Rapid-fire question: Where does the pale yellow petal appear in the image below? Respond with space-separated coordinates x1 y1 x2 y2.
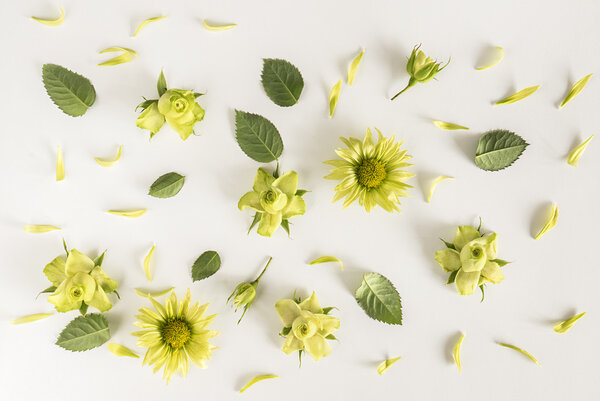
107 343 139 358
475 46 504 70
427 176 454 203
567 135 594 167
534 203 558 240
560 74 593 108
308 255 344 271
432 121 469 130
495 85 540 105
143 245 156 281
134 287 174 298
56 146 65 181
133 16 166 37
347 49 364 86
497 342 540 366
31 7 64 26
239 374 279 393
107 209 148 218
329 80 342 118
24 225 61 233
202 19 237 31
94 145 122 167
452 333 465 372
377 355 401 375
11 313 54 325
554 312 586 334
98 47 138 67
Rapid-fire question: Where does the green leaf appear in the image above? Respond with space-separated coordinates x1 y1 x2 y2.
93 250 106 267
489 258 510 267
234 110 283 162
295 189 308 196
479 285 485 303
42 64 96 117
157 70 167 96
148 172 185 198
56 313 110 352
248 213 262 234
325 334 337 340
136 99 157 111
279 326 291 337
475 129 529 171
36 285 57 299
192 251 221 281
441 238 456 250
446 270 458 284
261 58 304 107
79 302 89 315
280 219 290 236
322 306 336 315
355 272 403 325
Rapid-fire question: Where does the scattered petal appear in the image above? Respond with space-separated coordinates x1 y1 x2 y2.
94 145 122 167
133 16 166 37
432 121 469 130
534 203 558 240
560 74 593 108
134 287 174 298
427 176 454 203
554 312 586 334
347 49 364 86
239 374 279 393
143 245 156 281
452 333 465 372
475 46 504 70
308 255 344 271
329 79 342 117
497 342 540 366
107 343 139 358
24 225 61 233
495 85 540 105
56 146 65 181
11 313 54 325
107 209 148 218
567 135 594 167
377 355 402 375
202 19 237 31
31 7 65 26
98 47 138 66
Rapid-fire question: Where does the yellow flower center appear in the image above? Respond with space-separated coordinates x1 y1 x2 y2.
173 98 187 113
162 319 191 349
292 315 317 340
70 286 84 300
357 159 387 188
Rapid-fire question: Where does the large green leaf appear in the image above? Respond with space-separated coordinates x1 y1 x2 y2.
234 110 283 162
261 58 304 107
148 172 185 198
56 313 110 352
192 251 221 281
475 129 529 171
42 64 96 117
355 272 403 325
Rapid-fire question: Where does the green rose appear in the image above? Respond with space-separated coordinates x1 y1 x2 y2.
238 168 307 237
136 102 165 138
44 249 118 313
391 44 449 100
435 225 506 296
158 89 205 140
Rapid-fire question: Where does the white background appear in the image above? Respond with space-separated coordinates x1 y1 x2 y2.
1 0 599 400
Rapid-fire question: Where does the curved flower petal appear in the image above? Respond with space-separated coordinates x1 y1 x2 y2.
137 102 165 137
257 212 282 237
274 299 302 327
65 249 95 276
304 334 331 361
480 261 504 284
253 168 276 192
455 269 481 295
238 191 262 211
435 249 461 272
273 171 298 198
298 292 323 314
282 333 304 354
453 226 480 250
43 256 67 286
318 315 340 336
282 196 306 219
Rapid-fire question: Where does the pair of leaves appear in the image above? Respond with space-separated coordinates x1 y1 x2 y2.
192 251 221 281
149 172 185 198
235 110 283 162
43 64 96 117
56 313 110 352
261 59 304 107
475 129 529 171
355 272 402 325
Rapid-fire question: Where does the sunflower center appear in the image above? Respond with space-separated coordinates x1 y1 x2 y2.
357 159 387 188
162 318 191 349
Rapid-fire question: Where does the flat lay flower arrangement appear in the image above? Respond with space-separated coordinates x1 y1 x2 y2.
4 1 599 399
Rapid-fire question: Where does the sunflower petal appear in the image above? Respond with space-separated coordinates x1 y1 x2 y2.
134 287 174 298
560 74 593 108
133 16 166 37
308 255 344 271
475 46 504 70
108 343 139 358
143 245 156 281
427 176 454 203
452 333 465 372
497 342 540 366
95 145 122 167
24 225 61 233
495 85 540 105
56 146 65 181
554 312 586 334
567 135 594 167
377 355 402 375
202 19 237 31
31 7 64 26
11 313 54 325
239 374 279 393
534 203 558 240
432 121 469 130
329 80 342 117
347 49 364 86
107 209 148 218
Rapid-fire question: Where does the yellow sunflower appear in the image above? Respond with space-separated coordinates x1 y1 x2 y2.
132 289 218 384
324 128 414 212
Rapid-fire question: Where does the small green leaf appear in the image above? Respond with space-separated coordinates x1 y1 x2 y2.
93 250 106 267
322 306 336 315
495 85 540 105
248 213 262 234
440 238 456 250
42 64 96 117
325 333 338 340
280 219 290 236
261 58 304 107
192 251 221 281
149 172 185 198
234 110 284 162
79 302 89 315
560 74 592 108
475 129 529 171
56 313 110 352
136 99 157 112
446 270 458 284
295 189 308 196
489 258 510 267
479 285 485 303
157 70 167 96
355 272 402 325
